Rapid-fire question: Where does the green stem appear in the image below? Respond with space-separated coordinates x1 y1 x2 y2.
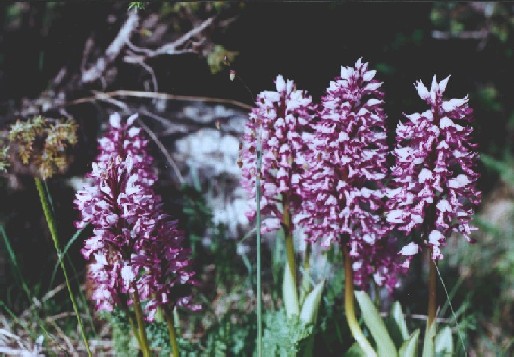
299 243 311 305
164 307 179 357
282 200 299 305
131 287 151 357
35 178 92 356
343 246 377 357
255 143 263 357
427 249 437 328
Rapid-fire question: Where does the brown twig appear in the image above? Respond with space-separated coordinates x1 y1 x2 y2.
136 117 185 185
81 11 140 84
94 90 252 110
149 18 214 58
16 90 251 118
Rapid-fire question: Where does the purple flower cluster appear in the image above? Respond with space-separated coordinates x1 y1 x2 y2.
300 58 387 246
299 58 404 290
240 60 480 291
240 75 316 233
75 113 198 318
387 76 481 262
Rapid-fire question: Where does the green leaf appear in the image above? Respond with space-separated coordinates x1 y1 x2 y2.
49 225 88 288
283 260 300 317
435 326 453 356
345 342 366 357
391 302 409 341
354 291 397 357
299 281 324 325
422 322 436 357
399 329 420 357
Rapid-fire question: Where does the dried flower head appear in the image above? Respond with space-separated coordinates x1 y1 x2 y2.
387 75 481 262
7 116 77 179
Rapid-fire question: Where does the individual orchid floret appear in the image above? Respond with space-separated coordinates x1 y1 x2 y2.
239 75 316 232
298 58 397 289
387 75 481 262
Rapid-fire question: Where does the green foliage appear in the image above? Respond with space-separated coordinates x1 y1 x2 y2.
128 2 146 11
204 315 254 356
282 260 300 317
435 326 453 356
399 329 420 357
476 85 502 113
354 291 397 356
346 291 461 357
110 310 138 356
481 153 514 186
147 320 173 356
263 309 314 357
207 45 239 74
181 185 213 258
299 282 324 326
422 322 436 357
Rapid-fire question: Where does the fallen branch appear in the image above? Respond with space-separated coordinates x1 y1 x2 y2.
81 11 140 84
136 116 185 185
16 90 252 118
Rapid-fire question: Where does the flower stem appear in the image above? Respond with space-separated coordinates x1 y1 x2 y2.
282 200 298 303
131 287 151 357
255 143 263 357
343 245 376 357
164 307 179 357
35 178 92 356
427 250 437 327
299 243 311 305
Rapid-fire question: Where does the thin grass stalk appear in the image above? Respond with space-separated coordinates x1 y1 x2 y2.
255 129 263 357
343 245 376 357
0 225 32 303
34 177 92 356
0 226 55 342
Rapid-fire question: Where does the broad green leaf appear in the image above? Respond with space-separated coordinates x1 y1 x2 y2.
391 301 409 341
300 281 324 325
283 260 300 317
435 326 453 356
354 291 397 357
422 321 436 357
399 329 420 357
345 342 366 357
